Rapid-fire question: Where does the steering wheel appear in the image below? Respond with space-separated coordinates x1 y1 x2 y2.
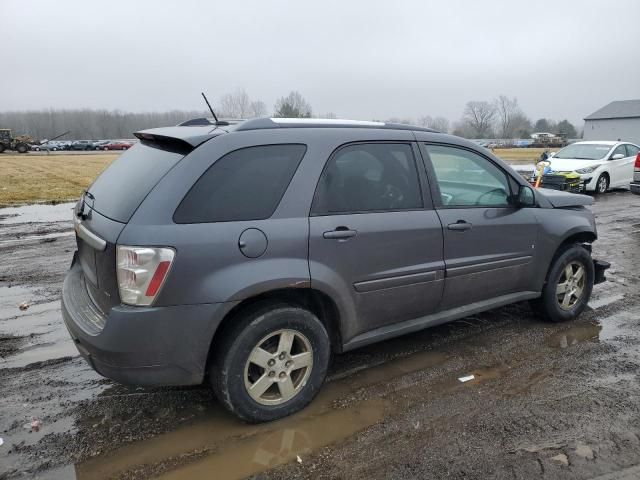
382 184 404 209
440 192 453 205
475 188 506 206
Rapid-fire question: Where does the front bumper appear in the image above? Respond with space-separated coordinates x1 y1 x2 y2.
593 259 610 285
630 182 640 195
61 261 238 386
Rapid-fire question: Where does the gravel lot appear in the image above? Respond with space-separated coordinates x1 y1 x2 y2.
1 190 639 480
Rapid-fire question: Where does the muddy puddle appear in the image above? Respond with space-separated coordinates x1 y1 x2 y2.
66 307 637 480
545 306 635 350
72 350 448 479
0 285 77 367
0 202 75 225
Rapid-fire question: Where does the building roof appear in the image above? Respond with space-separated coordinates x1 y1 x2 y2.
584 99 640 120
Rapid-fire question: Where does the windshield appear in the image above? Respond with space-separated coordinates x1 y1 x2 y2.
554 143 611 160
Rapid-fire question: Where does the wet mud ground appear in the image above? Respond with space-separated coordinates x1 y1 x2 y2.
1 192 640 479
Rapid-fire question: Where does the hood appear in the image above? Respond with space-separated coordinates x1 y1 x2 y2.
546 157 604 172
537 188 594 208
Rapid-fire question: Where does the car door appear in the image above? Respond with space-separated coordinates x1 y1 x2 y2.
308 142 445 341
419 143 539 310
608 144 633 187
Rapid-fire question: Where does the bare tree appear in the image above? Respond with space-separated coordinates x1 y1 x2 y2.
274 91 312 118
510 112 533 138
387 117 414 125
462 101 496 138
418 115 450 133
494 95 521 138
218 88 252 118
249 100 267 118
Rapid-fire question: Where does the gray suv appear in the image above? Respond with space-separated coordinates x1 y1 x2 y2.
62 118 609 422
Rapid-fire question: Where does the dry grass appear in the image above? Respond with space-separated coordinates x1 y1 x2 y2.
0 148 544 205
492 147 548 163
0 153 117 206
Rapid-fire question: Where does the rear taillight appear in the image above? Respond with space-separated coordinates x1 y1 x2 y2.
635 153 640 169
116 246 175 306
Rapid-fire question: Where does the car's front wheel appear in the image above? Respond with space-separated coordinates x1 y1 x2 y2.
595 173 609 194
210 303 330 423
531 244 594 322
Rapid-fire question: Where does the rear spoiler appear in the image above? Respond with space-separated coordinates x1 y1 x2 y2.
134 126 224 154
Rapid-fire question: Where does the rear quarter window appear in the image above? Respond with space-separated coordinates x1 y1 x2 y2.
174 144 307 223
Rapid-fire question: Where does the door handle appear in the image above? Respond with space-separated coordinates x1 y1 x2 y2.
447 220 472 231
323 227 357 239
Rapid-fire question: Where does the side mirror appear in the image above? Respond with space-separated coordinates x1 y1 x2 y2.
516 185 536 208
610 153 625 160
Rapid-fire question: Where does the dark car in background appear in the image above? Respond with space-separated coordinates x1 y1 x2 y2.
62 118 609 423
68 140 95 151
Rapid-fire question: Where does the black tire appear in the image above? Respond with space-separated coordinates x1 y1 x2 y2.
595 173 609 194
210 302 330 423
531 244 594 322
0 143 5 153
16 143 28 154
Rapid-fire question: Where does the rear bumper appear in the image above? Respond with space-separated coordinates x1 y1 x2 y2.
630 182 640 195
61 262 238 386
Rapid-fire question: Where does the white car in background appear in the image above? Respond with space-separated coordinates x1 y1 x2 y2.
545 141 640 193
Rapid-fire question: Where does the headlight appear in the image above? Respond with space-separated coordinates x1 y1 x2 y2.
575 165 598 174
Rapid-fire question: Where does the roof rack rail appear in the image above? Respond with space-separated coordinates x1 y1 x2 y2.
177 117 245 127
234 117 439 133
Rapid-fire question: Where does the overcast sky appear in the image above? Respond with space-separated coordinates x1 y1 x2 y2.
3 0 639 126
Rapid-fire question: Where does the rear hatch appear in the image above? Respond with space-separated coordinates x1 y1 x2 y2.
74 126 223 313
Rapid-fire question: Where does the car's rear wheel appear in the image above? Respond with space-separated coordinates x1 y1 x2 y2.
531 244 594 322
595 173 609 194
210 303 330 423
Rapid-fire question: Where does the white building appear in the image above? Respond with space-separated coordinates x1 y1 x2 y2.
584 99 640 144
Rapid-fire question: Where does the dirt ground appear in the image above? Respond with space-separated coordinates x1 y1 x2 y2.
1 191 640 480
0 148 539 206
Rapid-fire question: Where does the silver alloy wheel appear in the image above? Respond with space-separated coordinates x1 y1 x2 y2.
244 329 313 406
556 261 586 310
597 175 608 193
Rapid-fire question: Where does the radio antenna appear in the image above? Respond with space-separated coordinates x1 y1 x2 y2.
201 92 219 123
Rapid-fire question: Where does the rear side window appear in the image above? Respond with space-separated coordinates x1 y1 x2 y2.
312 143 423 215
174 144 306 223
88 143 183 223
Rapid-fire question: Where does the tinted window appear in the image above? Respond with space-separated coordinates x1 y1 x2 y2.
611 145 627 158
312 143 422 215
174 144 306 223
88 143 183 223
426 145 511 207
625 144 639 157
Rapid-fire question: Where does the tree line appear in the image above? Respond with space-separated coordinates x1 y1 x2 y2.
0 89 316 140
0 89 578 141
451 96 579 139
